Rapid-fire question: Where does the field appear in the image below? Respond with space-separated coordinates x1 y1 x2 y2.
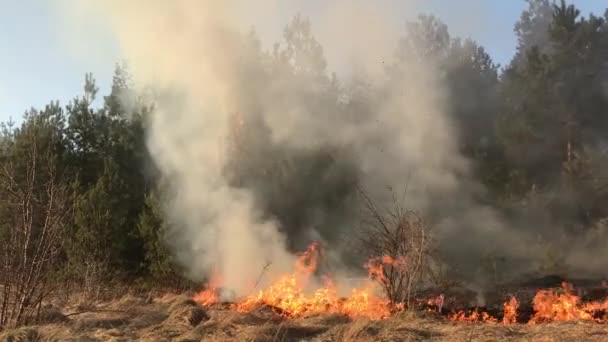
2 289 608 342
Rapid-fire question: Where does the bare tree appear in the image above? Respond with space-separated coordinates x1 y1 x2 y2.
0 131 73 328
358 188 433 309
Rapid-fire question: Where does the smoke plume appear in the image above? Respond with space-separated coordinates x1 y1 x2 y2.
57 0 608 293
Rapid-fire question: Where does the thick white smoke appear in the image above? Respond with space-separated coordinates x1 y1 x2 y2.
65 0 464 293
58 0 583 293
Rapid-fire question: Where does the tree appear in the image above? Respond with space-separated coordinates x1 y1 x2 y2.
512 0 555 69
273 13 327 78
498 0 608 232
224 15 359 253
393 15 507 198
396 14 451 63
65 67 150 280
137 190 183 285
0 109 73 328
68 162 125 283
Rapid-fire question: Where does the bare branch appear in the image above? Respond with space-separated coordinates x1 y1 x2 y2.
357 187 434 309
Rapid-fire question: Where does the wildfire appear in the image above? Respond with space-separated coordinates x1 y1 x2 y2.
448 297 519 324
448 282 608 325
448 309 498 323
426 294 445 313
193 271 222 306
364 255 407 282
502 296 519 325
529 282 608 324
193 243 608 324
194 242 395 320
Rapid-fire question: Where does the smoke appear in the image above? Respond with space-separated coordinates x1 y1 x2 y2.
57 0 512 291
56 0 608 293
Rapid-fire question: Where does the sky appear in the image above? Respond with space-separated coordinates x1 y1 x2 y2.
0 0 606 124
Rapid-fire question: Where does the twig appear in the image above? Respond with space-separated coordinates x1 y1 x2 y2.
254 261 272 289
65 309 126 317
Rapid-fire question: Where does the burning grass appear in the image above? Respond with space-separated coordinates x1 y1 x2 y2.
5 245 608 340
3 288 608 341
194 242 398 321
447 282 608 325
193 242 608 328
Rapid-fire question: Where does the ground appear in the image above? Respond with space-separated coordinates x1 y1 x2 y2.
1 291 608 342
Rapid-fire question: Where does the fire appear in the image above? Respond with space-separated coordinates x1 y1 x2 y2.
448 297 519 324
235 242 392 320
502 296 519 325
426 294 445 313
194 242 396 320
529 282 608 324
364 255 407 282
448 283 608 325
193 244 608 325
449 309 498 323
294 241 320 276
193 271 222 306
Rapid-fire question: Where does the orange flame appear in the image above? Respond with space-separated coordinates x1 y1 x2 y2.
426 294 445 313
234 243 393 320
294 241 320 285
449 309 498 323
193 246 608 325
448 297 519 324
447 282 608 325
529 282 608 324
194 243 398 320
193 271 222 306
502 296 519 325
363 255 407 283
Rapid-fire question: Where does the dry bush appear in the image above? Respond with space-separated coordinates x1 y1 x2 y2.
0 135 73 329
358 189 434 309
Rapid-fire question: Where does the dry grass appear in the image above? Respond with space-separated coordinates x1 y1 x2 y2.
1 292 608 341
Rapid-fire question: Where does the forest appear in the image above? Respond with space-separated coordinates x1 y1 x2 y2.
1 0 607 332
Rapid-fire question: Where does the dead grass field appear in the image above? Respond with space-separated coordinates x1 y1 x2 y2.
1 292 608 342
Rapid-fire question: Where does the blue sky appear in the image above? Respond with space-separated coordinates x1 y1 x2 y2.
0 1 606 123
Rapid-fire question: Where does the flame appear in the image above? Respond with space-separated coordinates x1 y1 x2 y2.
502 296 519 325
449 309 498 323
362 255 408 287
426 294 445 313
193 244 608 325
442 297 519 325
235 242 393 320
293 241 320 286
194 243 398 320
448 297 518 324
193 271 222 306
447 282 608 325
529 282 608 324
364 259 385 282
